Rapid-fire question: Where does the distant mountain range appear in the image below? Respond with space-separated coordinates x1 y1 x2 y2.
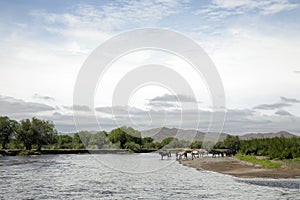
141 127 298 142
239 131 298 140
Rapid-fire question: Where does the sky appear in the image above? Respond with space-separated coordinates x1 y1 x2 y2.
0 0 300 135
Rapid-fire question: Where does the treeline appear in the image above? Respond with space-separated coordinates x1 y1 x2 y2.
239 137 300 160
0 116 191 152
1 116 299 159
55 128 192 152
0 116 57 151
209 135 300 160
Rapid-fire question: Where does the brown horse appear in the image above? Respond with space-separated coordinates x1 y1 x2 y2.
176 151 188 160
191 150 199 160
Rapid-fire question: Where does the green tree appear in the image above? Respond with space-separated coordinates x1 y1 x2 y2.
161 137 174 148
108 128 127 148
17 119 35 150
224 135 240 151
72 133 85 149
143 142 156 149
108 127 142 149
0 116 18 149
125 141 141 152
17 118 57 150
141 137 154 145
190 141 203 149
56 135 73 149
89 131 108 149
77 131 92 148
121 126 142 145
31 118 57 151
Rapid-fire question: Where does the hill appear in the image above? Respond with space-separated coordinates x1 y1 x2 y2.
239 131 298 140
141 127 298 142
141 127 228 142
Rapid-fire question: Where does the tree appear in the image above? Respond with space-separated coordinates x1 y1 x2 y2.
72 133 85 149
108 127 142 149
190 141 203 149
142 137 153 144
121 126 142 145
77 131 92 148
0 116 18 149
89 131 108 149
56 135 73 149
17 118 57 150
108 128 127 148
224 135 240 151
18 119 35 150
125 141 141 152
32 118 57 151
161 137 174 147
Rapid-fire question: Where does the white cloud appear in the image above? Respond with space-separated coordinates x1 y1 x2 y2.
194 0 298 20
261 1 298 14
30 0 185 31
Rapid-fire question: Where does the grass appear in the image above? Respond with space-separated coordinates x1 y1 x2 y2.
235 153 282 169
283 158 300 169
292 157 300 162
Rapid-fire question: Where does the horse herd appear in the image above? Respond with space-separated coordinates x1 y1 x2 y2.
158 148 238 160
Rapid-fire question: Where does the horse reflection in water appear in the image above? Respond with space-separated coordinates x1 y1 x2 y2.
158 150 172 160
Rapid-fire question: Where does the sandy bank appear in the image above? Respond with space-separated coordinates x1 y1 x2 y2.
179 157 300 179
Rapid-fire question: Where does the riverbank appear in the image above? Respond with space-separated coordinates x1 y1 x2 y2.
179 157 300 178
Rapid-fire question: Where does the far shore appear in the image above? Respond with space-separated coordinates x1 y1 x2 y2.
0 149 185 157
0 149 132 156
179 157 300 179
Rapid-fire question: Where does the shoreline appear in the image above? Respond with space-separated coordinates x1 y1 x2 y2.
179 157 300 179
0 149 161 156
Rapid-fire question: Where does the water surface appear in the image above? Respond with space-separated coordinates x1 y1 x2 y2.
0 154 299 199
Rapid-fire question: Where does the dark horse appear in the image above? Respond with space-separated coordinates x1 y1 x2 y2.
225 149 237 157
245 149 258 155
210 149 224 157
159 150 171 160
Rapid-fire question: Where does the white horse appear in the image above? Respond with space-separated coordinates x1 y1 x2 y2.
198 148 208 157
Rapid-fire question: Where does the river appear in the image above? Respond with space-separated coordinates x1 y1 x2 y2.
0 153 299 199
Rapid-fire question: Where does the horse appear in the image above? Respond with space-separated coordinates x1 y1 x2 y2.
245 149 258 156
198 148 208 157
225 149 237 157
191 149 199 160
176 151 188 160
159 150 171 160
210 149 224 158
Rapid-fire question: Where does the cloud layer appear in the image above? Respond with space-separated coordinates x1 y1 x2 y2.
195 0 298 20
1 94 299 135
